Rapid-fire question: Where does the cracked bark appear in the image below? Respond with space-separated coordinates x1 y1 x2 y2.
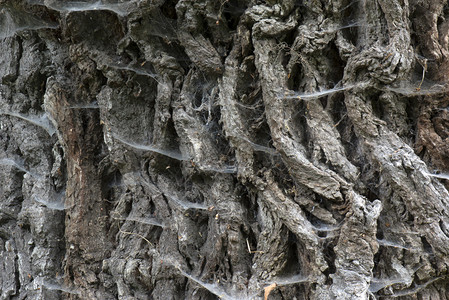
1 0 449 299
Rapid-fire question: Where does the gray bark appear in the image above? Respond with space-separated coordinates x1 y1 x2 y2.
1 0 449 299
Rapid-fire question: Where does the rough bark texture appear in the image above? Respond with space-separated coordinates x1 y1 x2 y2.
1 0 449 299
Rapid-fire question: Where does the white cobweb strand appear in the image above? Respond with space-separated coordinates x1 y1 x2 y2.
1 111 56 136
112 133 189 161
27 0 139 17
279 85 355 100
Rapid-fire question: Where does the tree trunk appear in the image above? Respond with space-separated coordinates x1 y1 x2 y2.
1 0 449 299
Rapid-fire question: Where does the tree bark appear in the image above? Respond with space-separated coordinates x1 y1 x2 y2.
1 0 449 299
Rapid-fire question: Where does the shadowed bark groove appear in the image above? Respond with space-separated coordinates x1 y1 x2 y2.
1 0 449 299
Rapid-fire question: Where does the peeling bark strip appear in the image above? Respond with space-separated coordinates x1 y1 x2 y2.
1 0 449 299
331 192 381 299
44 78 111 298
